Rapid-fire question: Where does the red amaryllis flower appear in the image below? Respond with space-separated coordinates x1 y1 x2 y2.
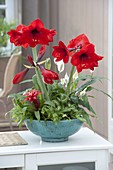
52 41 70 63
22 18 56 47
24 89 41 109
68 34 90 51
71 43 103 73
7 24 28 48
40 67 59 84
13 68 29 84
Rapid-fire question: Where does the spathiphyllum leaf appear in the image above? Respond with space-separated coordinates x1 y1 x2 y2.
86 86 94 92
77 74 92 81
75 109 93 130
93 87 113 100
79 94 96 115
83 113 93 130
75 78 98 94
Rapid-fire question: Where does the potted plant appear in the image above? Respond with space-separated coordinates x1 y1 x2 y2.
8 18 110 142
0 18 16 56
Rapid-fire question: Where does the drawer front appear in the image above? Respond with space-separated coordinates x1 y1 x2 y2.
0 154 24 168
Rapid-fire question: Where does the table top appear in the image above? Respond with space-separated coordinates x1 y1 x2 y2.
0 127 112 156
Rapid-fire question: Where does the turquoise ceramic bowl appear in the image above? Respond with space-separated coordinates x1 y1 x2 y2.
25 119 83 142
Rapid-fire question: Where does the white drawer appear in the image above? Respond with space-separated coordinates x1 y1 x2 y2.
0 154 24 168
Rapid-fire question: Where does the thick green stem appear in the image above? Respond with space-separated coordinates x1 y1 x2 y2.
32 47 37 62
66 65 75 95
32 48 50 101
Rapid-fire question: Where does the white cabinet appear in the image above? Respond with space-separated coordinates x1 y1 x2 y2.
0 128 112 170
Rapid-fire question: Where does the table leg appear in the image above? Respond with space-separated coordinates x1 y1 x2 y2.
95 150 109 170
24 154 37 170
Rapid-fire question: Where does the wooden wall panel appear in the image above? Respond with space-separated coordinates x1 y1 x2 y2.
56 0 108 138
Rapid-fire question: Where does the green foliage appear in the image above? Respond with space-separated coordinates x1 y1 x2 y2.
0 18 16 56
0 18 15 47
9 56 112 130
10 74 105 129
10 93 38 127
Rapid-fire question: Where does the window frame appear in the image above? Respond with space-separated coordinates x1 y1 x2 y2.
108 0 113 144
0 0 22 56
0 0 22 22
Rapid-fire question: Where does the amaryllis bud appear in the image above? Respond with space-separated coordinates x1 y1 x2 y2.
26 55 34 66
37 45 46 62
40 66 59 84
13 68 29 84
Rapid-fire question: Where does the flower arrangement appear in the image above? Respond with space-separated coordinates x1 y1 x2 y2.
8 18 108 129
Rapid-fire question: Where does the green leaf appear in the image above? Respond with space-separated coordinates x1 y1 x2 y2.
75 78 98 94
22 107 27 113
76 110 93 130
70 95 79 104
32 75 40 90
19 79 32 84
83 113 93 130
8 89 31 98
93 87 113 100
76 74 92 81
44 101 55 107
71 79 78 91
79 95 96 115
45 58 51 70
8 93 25 100
86 86 94 92
35 111 40 121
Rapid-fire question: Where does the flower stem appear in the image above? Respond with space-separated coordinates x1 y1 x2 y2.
32 47 37 62
32 48 50 101
66 65 75 95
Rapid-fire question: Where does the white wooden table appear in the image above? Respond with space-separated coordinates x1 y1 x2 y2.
0 127 112 170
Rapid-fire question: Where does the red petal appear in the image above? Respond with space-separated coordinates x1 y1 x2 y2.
38 45 47 61
30 18 44 30
26 56 34 65
52 41 69 63
16 24 26 32
68 34 90 48
59 41 65 48
40 67 59 84
13 68 29 84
